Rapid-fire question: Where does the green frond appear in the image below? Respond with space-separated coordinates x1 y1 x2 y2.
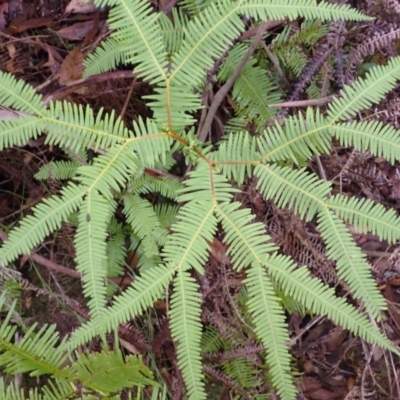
170 1 243 88
45 102 130 151
217 202 277 270
72 348 156 394
240 0 370 22
0 183 85 267
178 160 237 204
0 320 67 377
145 85 200 131
106 228 126 277
77 142 138 198
74 192 114 321
264 253 398 353
83 38 131 76
89 0 168 84
211 131 259 184
245 263 296 399
123 194 165 258
170 270 205 399
332 120 400 164
154 204 179 228
0 70 45 115
179 0 212 14
222 357 259 388
64 264 174 351
41 379 76 400
317 208 386 319
103 264 174 333
258 108 331 164
130 118 173 167
0 117 45 151
327 56 400 123
162 201 217 273
133 242 162 271
327 194 400 243
134 175 183 200
218 43 280 127
201 326 225 353
0 378 43 400
255 164 331 221
34 160 79 180
158 9 189 54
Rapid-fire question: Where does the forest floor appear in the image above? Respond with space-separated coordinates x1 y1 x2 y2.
1 0 400 399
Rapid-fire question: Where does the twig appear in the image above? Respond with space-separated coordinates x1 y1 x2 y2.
197 22 269 142
269 96 333 108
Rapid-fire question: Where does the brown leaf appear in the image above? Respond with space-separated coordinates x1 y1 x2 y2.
58 48 84 85
57 20 98 41
6 16 54 34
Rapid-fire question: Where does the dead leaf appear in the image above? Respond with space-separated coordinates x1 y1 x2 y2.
65 0 98 14
57 20 98 41
58 48 84 85
6 16 54 34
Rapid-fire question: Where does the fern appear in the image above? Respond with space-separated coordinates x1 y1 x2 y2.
0 0 399 399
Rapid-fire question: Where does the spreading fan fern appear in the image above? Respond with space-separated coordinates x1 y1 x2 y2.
0 0 399 399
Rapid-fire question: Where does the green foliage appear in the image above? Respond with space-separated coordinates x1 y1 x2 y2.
0 0 399 399
0 294 156 399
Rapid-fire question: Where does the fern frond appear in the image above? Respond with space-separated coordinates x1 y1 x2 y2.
0 183 85 266
64 264 174 351
83 38 131 76
0 378 43 400
217 202 277 270
41 379 76 400
45 102 130 151
103 264 174 332
170 270 205 399
222 357 259 388
0 117 44 151
317 208 386 319
327 56 400 123
170 1 243 88
162 201 217 273
258 109 331 164
218 43 280 127
245 263 296 400
240 0 370 22
264 253 398 353
75 192 114 321
76 142 137 198
0 321 67 377
155 204 179 228
178 161 237 204
134 175 183 199
145 85 200 131
89 0 168 84
332 120 400 164
327 195 400 243
0 70 45 115
129 118 173 167
124 194 165 258
212 131 259 184
158 9 189 54
72 348 156 394
255 164 331 220
34 160 79 180
106 227 126 277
